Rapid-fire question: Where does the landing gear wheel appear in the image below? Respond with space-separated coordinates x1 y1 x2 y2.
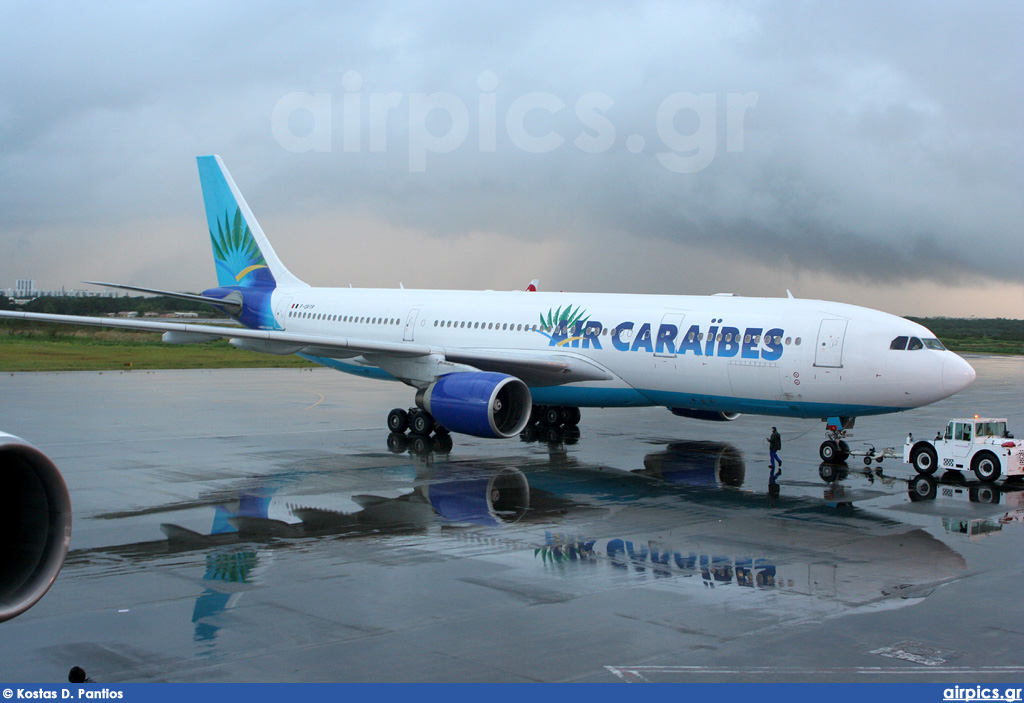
972 452 1001 483
540 406 563 427
819 440 839 463
562 407 581 428
910 446 938 475
410 410 434 435
387 408 409 433
908 474 937 501
837 440 850 462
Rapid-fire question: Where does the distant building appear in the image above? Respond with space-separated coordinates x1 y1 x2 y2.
3 282 118 301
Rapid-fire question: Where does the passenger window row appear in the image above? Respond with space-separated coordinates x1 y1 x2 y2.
289 310 401 325
287 309 807 347
434 320 538 332
287 310 540 331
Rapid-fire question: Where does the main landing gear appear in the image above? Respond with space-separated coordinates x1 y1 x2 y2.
384 404 582 444
528 405 582 429
520 405 582 444
386 407 452 454
387 407 449 437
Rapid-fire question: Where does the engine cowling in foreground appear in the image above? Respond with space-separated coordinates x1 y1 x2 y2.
417 372 532 438
0 433 72 623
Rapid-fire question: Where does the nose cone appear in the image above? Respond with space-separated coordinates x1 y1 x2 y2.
943 354 976 394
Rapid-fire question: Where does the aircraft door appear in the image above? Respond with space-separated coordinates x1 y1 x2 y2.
814 319 848 368
654 312 686 358
403 308 419 341
274 296 293 329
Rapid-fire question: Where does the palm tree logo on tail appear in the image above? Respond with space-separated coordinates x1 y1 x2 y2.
210 208 273 287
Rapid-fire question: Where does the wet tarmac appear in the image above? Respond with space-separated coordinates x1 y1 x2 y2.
1 355 1023 683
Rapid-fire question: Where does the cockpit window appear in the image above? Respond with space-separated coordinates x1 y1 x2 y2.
891 335 945 351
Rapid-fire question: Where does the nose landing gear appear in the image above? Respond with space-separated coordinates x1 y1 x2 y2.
820 416 854 464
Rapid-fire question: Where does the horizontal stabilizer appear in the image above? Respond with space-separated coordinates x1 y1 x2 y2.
84 281 242 315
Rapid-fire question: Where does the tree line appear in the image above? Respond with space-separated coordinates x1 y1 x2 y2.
0 293 228 317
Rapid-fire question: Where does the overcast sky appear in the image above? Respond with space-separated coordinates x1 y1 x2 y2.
1 1 1021 317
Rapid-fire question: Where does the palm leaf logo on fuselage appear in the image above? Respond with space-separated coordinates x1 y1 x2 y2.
210 208 274 287
538 305 590 346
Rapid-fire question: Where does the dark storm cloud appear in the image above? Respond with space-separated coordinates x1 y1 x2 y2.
0 0 1020 294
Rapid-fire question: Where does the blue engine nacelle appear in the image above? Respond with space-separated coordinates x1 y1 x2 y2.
417 372 532 438
0 433 72 623
669 408 742 422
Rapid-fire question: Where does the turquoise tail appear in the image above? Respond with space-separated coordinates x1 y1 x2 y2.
196 156 306 290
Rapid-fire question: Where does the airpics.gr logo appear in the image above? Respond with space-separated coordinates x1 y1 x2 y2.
210 208 272 286
536 304 786 361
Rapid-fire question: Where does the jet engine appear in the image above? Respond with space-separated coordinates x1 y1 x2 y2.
416 372 532 438
0 433 71 623
669 408 742 422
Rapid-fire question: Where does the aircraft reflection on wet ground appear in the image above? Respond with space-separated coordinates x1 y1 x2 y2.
60 435 986 651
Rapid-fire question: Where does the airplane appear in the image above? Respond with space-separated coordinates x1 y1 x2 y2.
0 156 977 462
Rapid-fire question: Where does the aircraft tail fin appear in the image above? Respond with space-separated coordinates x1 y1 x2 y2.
196 155 307 290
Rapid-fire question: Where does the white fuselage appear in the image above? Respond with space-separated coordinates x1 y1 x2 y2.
267 286 976 419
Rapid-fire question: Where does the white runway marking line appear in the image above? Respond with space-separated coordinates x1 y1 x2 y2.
605 665 1024 682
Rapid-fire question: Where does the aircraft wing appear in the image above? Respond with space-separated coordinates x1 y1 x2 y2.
0 310 431 358
0 310 614 385
442 347 614 385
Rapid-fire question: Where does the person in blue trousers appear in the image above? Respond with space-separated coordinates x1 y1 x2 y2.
768 427 782 474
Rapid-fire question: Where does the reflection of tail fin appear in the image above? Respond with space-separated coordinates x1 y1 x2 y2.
196 155 307 289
